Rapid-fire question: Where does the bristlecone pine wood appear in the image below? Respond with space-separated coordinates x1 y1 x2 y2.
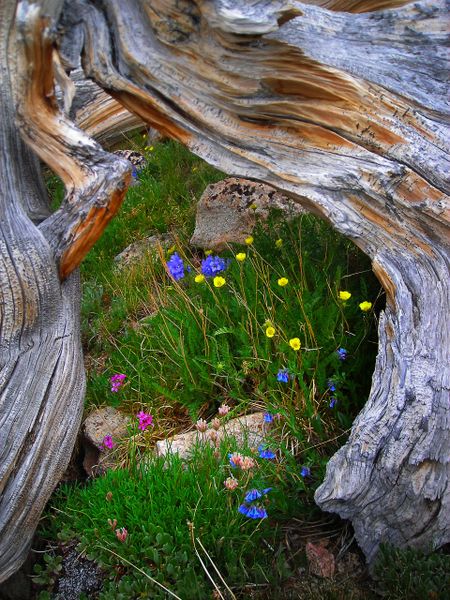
0 0 448 581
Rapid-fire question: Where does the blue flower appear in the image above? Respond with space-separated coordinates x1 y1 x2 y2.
166 252 185 281
329 397 337 409
246 505 268 519
263 412 274 423
228 453 237 468
238 504 249 516
276 370 289 383
244 489 262 502
131 166 138 179
300 466 311 478
201 255 228 277
258 444 276 460
244 488 272 503
327 379 336 392
337 348 347 361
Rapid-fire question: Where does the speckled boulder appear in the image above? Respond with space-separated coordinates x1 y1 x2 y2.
190 177 305 250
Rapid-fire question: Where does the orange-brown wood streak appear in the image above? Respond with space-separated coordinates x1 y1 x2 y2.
110 91 192 144
372 260 396 308
59 174 132 279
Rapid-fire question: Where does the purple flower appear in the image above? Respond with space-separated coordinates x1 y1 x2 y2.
276 369 289 383
137 411 154 431
166 252 185 281
337 348 347 361
102 435 115 450
258 444 276 460
300 466 311 478
329 397 337 409
244 488 272 503
110 373 126 393
263 412 274 423
327 379 336 392
200 255 228 278
238 504 249 516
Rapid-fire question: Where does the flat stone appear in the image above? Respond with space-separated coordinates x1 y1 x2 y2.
155 412 268 459
190 177 305 250
114 233 173 267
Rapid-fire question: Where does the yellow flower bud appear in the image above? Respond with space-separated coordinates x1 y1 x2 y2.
289 338 301 351
213 276 226 288
275 239 283 248
245 236 254 245
205 250 213 256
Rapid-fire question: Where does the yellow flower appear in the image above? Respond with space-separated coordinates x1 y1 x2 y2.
359 301 372 312
249 203 257 210
205 250 213 256
275 239 283 248
167 245 176 255
213 276 226 288
236 253 246 262
263 320 273 328
245 236 254 245
265 326 276 338
145 145 154 152
289 338 301 351
192 166 198 172
195 274 205 283
278 277 288 287
339 290 351 301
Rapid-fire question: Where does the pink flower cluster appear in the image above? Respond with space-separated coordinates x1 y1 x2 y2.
229 452 256 471
102 434 115 450
110 373 126 392
137 411 154 431
224 477 239 491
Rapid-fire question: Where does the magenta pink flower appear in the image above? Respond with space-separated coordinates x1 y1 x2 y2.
137 411 154 431
102 435 115 450
110 373 126 392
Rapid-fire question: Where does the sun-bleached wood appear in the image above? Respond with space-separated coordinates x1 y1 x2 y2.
1 0 448 581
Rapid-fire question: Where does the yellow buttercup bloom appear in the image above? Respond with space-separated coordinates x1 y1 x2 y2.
339 290 351 301
213 276 226 288
289 338 301 351
236 253 246 262
205 250 213 256
195 274 205 283
265 326 276 338
278 277 288 287
245 236 254 245
275 239 283 248
359 301 372 312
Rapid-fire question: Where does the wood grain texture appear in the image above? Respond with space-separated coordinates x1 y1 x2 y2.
0 0 448 580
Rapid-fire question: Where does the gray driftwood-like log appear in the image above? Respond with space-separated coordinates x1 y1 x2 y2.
1 0 449 581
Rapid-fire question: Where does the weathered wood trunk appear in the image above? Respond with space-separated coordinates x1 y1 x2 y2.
1 0 448 581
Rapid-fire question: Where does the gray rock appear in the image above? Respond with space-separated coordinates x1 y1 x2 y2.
190 177 305 250
82 407 130 476
156 412 269 460
114 233 173 267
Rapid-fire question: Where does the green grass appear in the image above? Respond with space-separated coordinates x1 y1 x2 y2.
39 137 400 598
42 441 296 599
